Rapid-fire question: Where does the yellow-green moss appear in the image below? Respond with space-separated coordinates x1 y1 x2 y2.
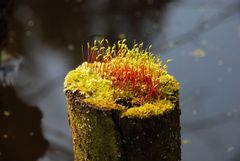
121 99 174 118
68 102 121 161
84 98 126 111
64 39 180 118
64 62 113 100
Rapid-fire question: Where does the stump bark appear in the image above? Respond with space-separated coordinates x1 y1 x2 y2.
65 90 181 161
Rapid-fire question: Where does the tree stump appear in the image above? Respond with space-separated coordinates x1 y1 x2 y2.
65 90 181 161
64 39 181 161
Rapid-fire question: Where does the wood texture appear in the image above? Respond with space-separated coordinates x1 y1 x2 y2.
65 90 181 161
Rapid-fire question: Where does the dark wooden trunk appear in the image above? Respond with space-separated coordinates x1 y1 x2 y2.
65 90 181 161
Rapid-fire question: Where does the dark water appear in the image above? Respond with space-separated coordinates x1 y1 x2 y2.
0 0 240 161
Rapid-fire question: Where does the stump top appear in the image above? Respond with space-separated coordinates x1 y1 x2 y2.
64 39 179 118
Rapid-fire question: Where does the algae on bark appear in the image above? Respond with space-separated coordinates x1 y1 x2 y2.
66 91 125 161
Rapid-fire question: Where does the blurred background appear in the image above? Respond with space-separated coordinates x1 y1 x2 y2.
0 0 240 161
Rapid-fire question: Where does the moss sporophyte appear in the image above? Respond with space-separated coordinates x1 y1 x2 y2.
64 39 180 118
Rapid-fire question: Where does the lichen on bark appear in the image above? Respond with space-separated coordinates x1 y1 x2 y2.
66 91 124 161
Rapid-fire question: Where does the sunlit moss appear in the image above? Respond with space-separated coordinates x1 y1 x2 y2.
64 39 180 118
64 62 113 100
84 98 126 111
121 99 174 118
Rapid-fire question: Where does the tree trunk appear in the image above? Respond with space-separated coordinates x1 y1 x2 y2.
65 90 181 161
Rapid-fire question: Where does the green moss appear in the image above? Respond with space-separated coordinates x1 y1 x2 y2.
121 99 174 118
68 104 121 161
64 39 180 118
64 62 113 100
84 98 126 111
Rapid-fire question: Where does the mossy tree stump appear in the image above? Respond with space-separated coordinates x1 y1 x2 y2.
65 91 181 161
64 39 181 161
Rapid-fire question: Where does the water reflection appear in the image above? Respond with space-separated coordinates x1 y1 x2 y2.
0 86 48 161
0 0 240 160
12 0 174 58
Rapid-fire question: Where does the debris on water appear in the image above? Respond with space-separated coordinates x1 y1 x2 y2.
152 23 160 29
118 33 126 40
192 48 206 58
3 110 10 117
233 108 238 113
3 134 8 139
76 0 83 3
29 132 34 136
25 30 32 37
155 10 161 17
238 25 240 38
204 23 209 29
217 77 223 82
227 67 232 73
27 20 35 27
182 139 191 144
226 112 232 117
227 146 234 152
64 0 70 3
192 110 197 115
217 59 223 66
194 89 200 95
67 44 75 51
168 42 175 48
200 40 208 46
117 153 121 158
147 0 154 5
180 102 183 106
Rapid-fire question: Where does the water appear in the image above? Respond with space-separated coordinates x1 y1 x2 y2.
0 0 240 160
